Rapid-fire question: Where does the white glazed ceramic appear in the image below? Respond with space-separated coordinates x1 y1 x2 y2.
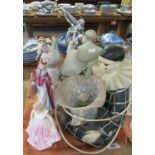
92 57 132 91
85 30 97 42
58 3 71 7
63 5 77 14
61 41 86 76
77 42 101 63
82 4 96 11
100 4 117 14
75 3 84 8
84 10 96 16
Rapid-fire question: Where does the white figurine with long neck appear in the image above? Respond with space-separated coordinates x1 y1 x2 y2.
61 40 86 77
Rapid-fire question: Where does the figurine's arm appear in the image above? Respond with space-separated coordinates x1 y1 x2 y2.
82 130 102 144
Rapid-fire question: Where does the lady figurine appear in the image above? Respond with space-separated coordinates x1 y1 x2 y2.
38 37 60 88
26 103 61 151
31 59 55 111
36 37 51 60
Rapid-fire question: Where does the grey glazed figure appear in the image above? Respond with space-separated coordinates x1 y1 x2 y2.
76 41 102 78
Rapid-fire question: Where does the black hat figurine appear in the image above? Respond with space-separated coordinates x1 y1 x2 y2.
93 45 132 91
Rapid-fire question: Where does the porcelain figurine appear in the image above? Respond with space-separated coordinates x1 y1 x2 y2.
92 45 132 91
74 29 101 77
26 103 61 151
61 40 86 77
41 38 60 89
77 45 132 145
76 40 102 77
31 59 55 111
36 37 60 88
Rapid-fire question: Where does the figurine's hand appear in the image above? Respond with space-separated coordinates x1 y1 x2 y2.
82 130 101 144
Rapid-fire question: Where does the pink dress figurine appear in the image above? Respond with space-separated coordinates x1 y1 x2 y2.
26 103 61 151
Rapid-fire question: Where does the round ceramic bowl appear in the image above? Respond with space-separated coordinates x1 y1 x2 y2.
41 1 55 7
84 9 96 16
82 4 96 11
23 5 32 15
75 3 84 9
117 8 132 16
58 3 71 8
63 6 77 14
44 5 54 11
23 52 37 58
99 32 124 46
100 4 117 14
23 43 39 54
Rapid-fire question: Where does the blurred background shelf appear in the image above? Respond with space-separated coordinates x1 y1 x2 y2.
23 0 122 5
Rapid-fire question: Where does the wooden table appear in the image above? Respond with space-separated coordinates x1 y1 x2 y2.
23 12 132 38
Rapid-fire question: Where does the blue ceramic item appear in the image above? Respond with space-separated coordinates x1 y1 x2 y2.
99 32 124 45
56 33 68 54
23 40 39 64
